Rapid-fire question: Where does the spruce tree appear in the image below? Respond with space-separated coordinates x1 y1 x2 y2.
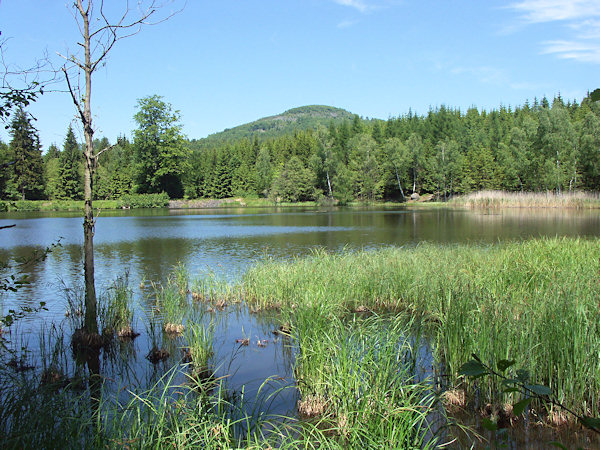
8 108 44 200
57 125 83 199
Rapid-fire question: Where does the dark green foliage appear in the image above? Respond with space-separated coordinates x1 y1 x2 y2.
271 156 316 202
7 108 44 200
254 146 272 197
29 93 600 202
0 140 15 199
56 126 83 200
133 95 190 198
118 192 169 208
95 137 135 199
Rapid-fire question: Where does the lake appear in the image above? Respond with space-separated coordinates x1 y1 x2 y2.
1 206 600 446
3 206 600 322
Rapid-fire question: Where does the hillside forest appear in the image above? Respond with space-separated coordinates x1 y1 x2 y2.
1 93 599 204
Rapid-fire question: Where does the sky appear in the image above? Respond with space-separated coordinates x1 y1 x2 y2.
0 0 598 150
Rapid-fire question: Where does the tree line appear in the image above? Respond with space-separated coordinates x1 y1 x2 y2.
1 92 599 203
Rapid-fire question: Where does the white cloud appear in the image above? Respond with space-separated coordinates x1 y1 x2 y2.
509 0 600 23
542 39 600 63
337 19 358 28
333 0 371 13
508 0 600 63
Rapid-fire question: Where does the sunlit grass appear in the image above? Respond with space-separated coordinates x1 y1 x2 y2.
242 237 600 416
451 190 600 209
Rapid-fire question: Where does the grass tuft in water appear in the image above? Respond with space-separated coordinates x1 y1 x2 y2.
99 273 137 338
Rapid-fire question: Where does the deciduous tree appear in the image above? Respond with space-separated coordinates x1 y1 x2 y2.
133 95 189 198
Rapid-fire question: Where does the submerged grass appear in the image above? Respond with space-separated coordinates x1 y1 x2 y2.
242 237 600 417
451 189 600 209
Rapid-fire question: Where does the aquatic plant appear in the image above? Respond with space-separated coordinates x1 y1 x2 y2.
184 322 214 374
292 310 443 447
191 270 239 307
99 273 137 338
242 237 600 418
451 190 600 209
152 280 186 335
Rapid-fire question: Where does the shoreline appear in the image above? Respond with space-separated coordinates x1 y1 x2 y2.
1 190 599 213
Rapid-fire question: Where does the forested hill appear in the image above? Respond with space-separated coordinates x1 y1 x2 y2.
4 92 599 203
193 105 356 145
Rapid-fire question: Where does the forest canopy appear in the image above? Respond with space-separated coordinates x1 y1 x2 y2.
0 93 598 202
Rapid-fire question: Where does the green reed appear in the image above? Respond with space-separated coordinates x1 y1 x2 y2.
292 309 442 447
184 322 214 373
242 237 600 416
451 189 600 209
191 270 239 306
99 273 135 336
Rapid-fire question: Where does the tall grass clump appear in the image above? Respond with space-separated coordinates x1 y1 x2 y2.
117 192 170 209
242 237 600 417
451 190 600 209
96 367 312 448
184 322 214 378
151 264 194 336
191 271 239 307
99 274 136 338
292 309 442 447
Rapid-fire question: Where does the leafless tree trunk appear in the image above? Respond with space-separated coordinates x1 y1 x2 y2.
60 0 180 337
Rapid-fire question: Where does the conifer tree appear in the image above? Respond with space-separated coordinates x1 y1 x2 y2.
43 144 61 199
57 125 83 199
8 108 44 200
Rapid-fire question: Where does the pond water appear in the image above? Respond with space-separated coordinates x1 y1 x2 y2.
2 206 600 322
1 206 600 446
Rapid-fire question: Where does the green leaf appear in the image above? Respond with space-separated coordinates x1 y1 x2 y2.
501 378 519 387
516 369 529 383
548 442 568 450
458 359 488 377
512 398 531 416
502 387 520 394
497 359 516 372
525 384 551 396
481 417 498 432
581 416 600 431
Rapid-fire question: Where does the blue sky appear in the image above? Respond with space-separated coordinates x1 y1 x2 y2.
0 0 598 149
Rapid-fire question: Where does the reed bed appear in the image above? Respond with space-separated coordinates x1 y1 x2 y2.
451 190 600 209
293 310 442 447
242 237 600 417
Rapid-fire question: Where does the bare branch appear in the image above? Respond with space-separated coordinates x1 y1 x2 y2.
0 38 58 121
62 67 86 127
93 143 117 159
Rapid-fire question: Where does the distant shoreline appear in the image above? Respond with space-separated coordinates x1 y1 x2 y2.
1 190 599 212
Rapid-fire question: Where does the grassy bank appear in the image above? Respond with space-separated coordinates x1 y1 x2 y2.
0 193 170 212
3 190 600 212
242 237 600 418
451 190 600 209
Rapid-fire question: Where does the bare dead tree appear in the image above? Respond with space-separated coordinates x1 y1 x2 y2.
59 0 182 338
